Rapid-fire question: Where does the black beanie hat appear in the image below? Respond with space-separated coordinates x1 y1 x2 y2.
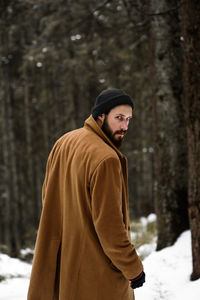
91 88 134 119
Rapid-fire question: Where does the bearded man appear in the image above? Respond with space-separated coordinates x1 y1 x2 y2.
28 88 145 300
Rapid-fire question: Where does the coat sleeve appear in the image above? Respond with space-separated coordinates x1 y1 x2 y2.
90 156 143 280
27 144 62 300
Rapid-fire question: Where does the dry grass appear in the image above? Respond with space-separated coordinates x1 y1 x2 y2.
0 275 6 282
130 216 157 260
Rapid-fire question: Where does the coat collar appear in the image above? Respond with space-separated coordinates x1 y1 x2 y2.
84 115 126 160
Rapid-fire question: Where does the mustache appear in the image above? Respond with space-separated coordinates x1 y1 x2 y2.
114 130 127 135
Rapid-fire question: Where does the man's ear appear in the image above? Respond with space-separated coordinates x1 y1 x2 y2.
98 114 105 122
97 114 105 127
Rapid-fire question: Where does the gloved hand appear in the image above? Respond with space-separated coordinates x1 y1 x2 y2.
130 271 145 289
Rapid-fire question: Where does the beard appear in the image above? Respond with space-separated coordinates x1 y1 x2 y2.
101 117 127 148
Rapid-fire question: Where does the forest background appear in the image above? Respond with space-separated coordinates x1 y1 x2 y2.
0 0 199 281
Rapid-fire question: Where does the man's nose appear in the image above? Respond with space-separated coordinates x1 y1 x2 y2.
120 120 129 131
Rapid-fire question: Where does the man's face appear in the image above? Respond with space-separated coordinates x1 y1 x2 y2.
101 105 133 148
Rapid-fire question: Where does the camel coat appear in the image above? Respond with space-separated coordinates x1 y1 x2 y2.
27 115 143 300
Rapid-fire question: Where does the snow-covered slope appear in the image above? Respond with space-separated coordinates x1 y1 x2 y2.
135 231 200 300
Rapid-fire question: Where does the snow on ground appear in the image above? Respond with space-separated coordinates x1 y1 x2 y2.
0 254 31 300
135 231 200 300
0 230 200 300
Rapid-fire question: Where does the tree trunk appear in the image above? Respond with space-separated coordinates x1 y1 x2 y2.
180 0 200 281
24 77 35 230
1 1 21 256
149 0 189 249
0 93 12 253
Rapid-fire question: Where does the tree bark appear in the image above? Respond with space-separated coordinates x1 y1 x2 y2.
0 92 12 253
180 0 200 281
0 0 21 256
23 77 35 229
149 0 189 249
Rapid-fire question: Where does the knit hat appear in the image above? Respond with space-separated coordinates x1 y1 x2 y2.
91 88 134 119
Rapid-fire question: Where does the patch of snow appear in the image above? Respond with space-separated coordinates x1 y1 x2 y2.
0 254 31 279
0 254 31 300
0 278 30 300
42 47 47 53
147 213 157 223
137 236 157 258
140 216 148 227
140 213 156 227
36 62 42 68
20 248 34 258
135 231 200 300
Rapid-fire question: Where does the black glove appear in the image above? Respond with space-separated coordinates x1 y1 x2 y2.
130 271 145 289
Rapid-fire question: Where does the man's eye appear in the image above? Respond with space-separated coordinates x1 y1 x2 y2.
116 116 122 120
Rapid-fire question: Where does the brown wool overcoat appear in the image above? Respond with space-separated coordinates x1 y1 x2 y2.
27 115 143 300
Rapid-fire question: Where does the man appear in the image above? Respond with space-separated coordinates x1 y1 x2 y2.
28 88 145 300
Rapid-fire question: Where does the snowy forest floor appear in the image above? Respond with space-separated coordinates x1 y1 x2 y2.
0 215 199 300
